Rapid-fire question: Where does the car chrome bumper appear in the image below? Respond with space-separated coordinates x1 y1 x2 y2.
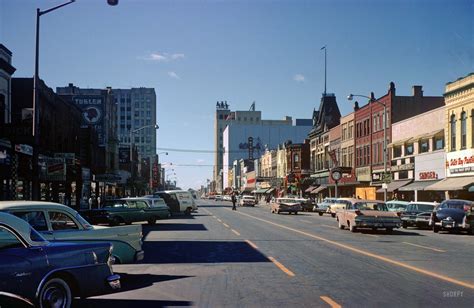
355 221 401 228
107 274 121 290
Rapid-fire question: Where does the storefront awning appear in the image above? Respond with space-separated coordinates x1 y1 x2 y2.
376 180 412 193
304 186 315 193
266 188 275 194
311 185 327 194
255 188 269 193
398 180 441 191
424 177 474 191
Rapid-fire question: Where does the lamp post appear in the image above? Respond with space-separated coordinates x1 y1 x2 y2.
129 124 159 195
347 93 388 202
32 0 117 200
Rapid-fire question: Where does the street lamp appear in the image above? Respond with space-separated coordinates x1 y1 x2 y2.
32 0 117 200
347 93 388 202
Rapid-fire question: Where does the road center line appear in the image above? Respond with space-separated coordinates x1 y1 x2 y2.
222 223 230 228
233 209 474 290
320 296 342 308
300 219 312 223
231 229 241 236
245 240 259 249
402 242 446 253
268 256 295 277
217 219 222 223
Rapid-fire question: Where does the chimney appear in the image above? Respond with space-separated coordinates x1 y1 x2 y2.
412 85 423 97
353 101 359 111
389 82 396 95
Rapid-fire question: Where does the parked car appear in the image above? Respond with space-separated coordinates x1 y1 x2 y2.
335 199 401 233
414 212 432 229
431 199 474 233
329 198 353 218
82 197 171 226
400 202 437 228
314 198 338 216
386 200 410 214
0 292 34 308
240 195 256 207
289 197 313 212
153 190 196 215
0 212 121 307
0 201 144 264
223 195 232 201
270 198 302 215
215 195 223 201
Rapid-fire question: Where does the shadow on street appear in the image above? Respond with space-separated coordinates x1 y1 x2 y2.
75 298 193 307
142 241 270 264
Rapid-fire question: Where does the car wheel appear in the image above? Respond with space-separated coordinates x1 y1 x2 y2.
110 216 121 226
147 217 156 225
39 277 72 308
433 225 440 233
349 222 357 232
402 221 407 229
331 213 336 218
386 227 393 233
319 212 323 216
294 212 298 215
184 208 192 216
277 210 281 214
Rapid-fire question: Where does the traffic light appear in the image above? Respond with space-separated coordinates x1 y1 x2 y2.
107 0 118 5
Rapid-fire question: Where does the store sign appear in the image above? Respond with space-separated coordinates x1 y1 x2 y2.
73 95 105 146
39 157 66 181
15 144 33 156
119 147 130 164
356 166 371 182
446 149 474 177
391 163 414 172
419 171 438 180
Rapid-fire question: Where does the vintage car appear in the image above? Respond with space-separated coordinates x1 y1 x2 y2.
314 198 338 216
0 212 120 307
0 201 144 264
0 291 34 308
400 202 437 228
386 200 410 214
240 195 256 207
335 199 401 233
270 198 302 215
328 198 354 218
431 199 474 233
414 212 432 229
81 196 171 226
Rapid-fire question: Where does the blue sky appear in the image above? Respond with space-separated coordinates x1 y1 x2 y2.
1 0 472 189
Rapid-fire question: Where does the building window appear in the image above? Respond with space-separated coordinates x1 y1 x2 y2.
399 170 409 179
419 139 429 153
434 136 444 150
405 143 414 156
461 111 467 149
393 146 402 158
348 121 354 139
348 146 354 167
450 114 456 151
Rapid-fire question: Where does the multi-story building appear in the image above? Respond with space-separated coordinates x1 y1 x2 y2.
213 101 297 192
113 88 157 160
354 82 444 200
389 106 446 202
0 44 16 200
426 73 474 199
56 84 119 193
308 93 341 197
283 140 310 195
336 112 357 195
221 120 312 190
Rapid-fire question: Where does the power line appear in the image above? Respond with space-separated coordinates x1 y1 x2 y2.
156 147 266 154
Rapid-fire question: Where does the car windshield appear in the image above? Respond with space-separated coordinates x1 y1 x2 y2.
411 204 435 212
279 199 299 204
354 202 388 211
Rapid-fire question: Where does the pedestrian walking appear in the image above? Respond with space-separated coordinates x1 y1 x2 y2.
231 193 237 211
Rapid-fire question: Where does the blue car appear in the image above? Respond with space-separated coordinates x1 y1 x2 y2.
0 212 121 307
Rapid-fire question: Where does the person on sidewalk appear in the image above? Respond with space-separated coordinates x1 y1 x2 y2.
231 193 237 211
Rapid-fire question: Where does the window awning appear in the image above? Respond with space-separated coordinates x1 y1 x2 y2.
398 180 442 191
255 188 269 194
311 185 327 194
424 177 474 191
376 180 412 193
305 186 315 193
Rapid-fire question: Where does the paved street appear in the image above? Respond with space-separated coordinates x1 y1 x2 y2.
79 200 474 307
